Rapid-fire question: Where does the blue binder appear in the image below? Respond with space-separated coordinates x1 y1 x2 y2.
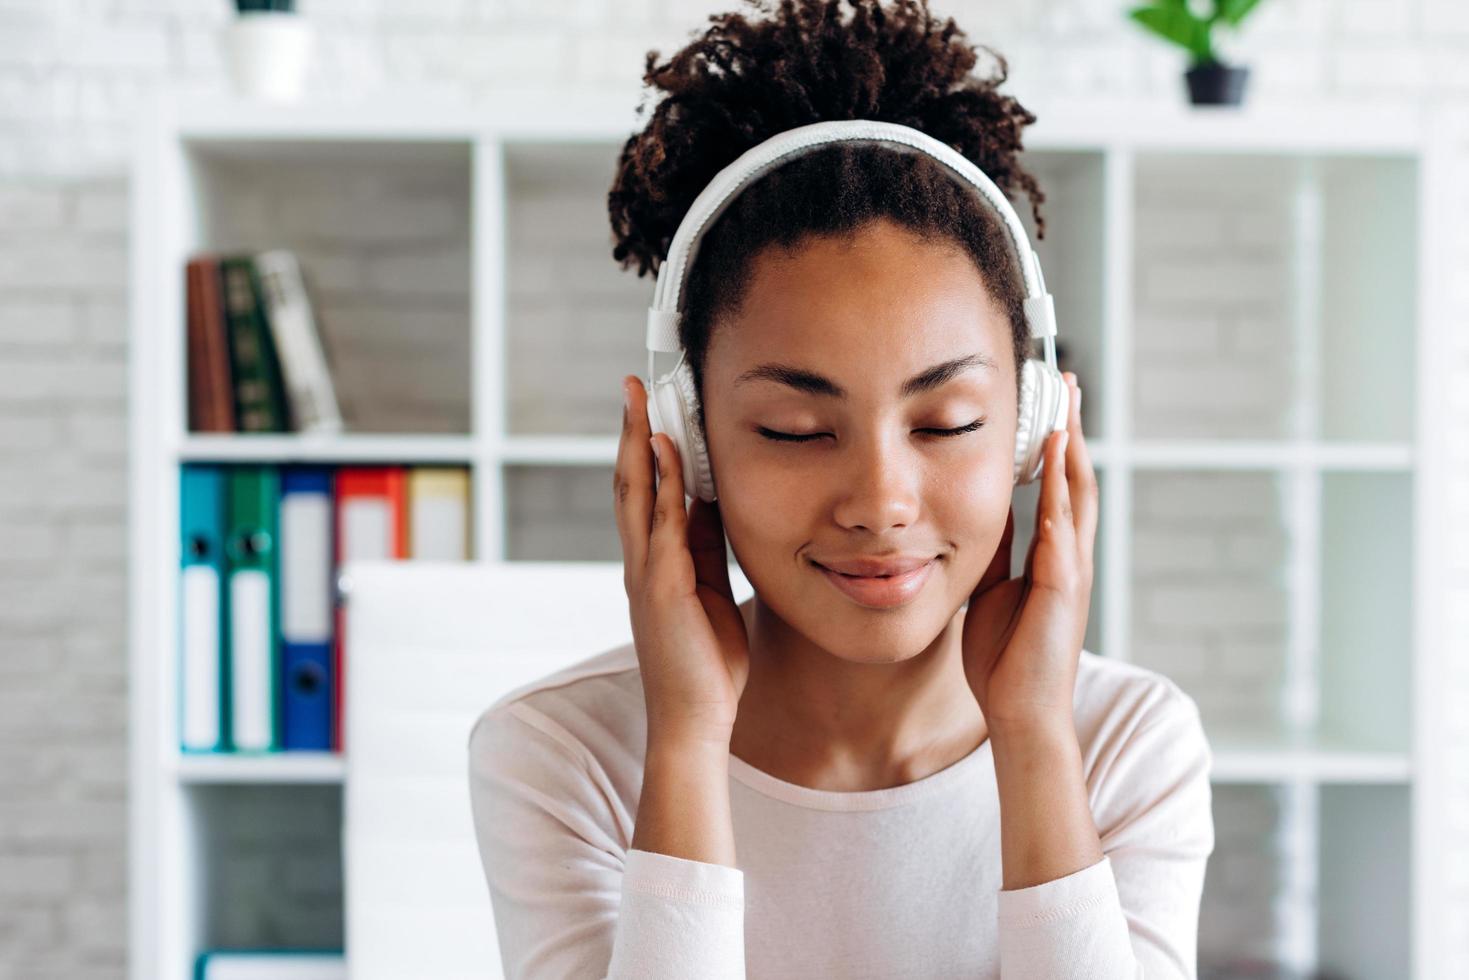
180 465 228 753
279 467 334 750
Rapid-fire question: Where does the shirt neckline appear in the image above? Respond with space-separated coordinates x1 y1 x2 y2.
726 735 993 811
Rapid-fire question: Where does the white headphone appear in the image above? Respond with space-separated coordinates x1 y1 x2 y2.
643 118 1070 503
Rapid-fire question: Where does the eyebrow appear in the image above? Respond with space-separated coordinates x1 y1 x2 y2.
733 353 998 400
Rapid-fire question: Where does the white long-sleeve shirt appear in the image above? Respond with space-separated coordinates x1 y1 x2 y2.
468 643 1214 979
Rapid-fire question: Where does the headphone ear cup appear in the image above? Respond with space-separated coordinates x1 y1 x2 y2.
1013 358 1069 486
648 359 717 502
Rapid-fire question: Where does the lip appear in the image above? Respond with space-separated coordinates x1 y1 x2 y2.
812 554 936 577
814 558 936 609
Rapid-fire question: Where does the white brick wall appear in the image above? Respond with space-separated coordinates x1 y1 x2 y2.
2 1 1467 978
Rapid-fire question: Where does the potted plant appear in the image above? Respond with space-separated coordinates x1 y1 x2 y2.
1127 0 1264 107
225 0 313 103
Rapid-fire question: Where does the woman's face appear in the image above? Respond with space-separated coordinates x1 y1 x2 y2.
701 217 1019 663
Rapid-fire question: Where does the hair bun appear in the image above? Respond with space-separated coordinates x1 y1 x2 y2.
607 0 1046 280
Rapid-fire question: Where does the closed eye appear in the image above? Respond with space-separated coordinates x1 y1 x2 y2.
756 419 986 443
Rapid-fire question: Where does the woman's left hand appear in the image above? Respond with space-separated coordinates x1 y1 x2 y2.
961 372 1098 733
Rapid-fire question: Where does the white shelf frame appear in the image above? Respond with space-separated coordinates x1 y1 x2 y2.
128 91 1452 980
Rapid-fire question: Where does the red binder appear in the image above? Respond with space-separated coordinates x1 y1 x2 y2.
332 468 407 751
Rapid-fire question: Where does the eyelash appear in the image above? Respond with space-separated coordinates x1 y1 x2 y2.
756 419 986 444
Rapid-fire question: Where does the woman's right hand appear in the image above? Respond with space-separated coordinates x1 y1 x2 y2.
614 374 750 747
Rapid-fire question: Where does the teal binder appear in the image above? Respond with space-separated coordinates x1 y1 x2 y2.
180 465 228 753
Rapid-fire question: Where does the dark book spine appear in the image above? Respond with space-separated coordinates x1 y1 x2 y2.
220 256 289 432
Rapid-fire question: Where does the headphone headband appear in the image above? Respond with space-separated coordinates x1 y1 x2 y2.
645 118 1057 364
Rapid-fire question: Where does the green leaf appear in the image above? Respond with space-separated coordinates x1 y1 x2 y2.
1218 0 1263 27
1127 6 1212 60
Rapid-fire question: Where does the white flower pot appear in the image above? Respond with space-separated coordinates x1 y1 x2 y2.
224 12 313 103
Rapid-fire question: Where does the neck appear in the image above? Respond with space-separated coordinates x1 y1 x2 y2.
729 596 988 792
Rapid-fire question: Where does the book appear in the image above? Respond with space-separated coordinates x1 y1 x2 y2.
254 250 344 434
185 256 235 432
219 256 290 433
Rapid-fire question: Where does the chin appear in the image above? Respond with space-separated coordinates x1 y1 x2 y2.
804 594 956 664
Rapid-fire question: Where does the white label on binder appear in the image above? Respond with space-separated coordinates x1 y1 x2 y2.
411 495 466 560
181 565 219 750
230 569 271 751
342 498 393 561
281 494 331 641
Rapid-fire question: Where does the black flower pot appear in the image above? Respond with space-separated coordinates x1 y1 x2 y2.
1185 61 1250 106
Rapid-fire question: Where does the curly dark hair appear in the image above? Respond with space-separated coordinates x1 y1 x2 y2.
606 0 1047 434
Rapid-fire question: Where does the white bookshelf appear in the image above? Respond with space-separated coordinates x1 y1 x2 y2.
129 92 1449 980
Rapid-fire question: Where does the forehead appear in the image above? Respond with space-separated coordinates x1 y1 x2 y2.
706 220 1012 385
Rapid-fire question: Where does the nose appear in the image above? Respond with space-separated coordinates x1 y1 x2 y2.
829 433 921 533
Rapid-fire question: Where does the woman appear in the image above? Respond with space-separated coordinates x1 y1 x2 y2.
469 1 1214 977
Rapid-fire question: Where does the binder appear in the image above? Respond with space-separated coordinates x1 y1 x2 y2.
332 468 407 751
179 465 227 752
279 467 334 751
226 466 281 752
407 467 472 560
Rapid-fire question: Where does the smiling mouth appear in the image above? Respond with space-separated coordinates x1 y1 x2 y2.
810 558 938 610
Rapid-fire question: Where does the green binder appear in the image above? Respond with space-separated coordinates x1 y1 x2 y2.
225 466 282 752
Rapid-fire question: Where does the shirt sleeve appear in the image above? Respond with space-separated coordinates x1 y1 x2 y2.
467 701 746 980
995 684 1216 979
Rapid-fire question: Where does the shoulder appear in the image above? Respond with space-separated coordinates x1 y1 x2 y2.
1073 648 1207 752
467 640 648 794
1072 651 1214 845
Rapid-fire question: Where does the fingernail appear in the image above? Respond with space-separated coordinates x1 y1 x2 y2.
622 378 634 414
649 436 662 468
1059 430 1069 452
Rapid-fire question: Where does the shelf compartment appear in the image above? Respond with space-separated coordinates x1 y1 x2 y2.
1132 153 1301 442
1317 784 1411 978
183 138 473 435
1198 783 1297 978
1130 469 1292 738
1130 151 1418 447
502 138 647 437
1314 157 1417 445
186 783 343 955
1316 472 1413 755
504 464 620 561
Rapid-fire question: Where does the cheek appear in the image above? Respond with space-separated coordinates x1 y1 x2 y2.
932 444 1012 510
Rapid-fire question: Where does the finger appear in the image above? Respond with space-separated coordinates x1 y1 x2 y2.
1064 374 1099 572
688 498 735 602
613 375 655 574
976 505 1014 595
1023 502 1040 582
646 430 691 578
1036 425 1077 582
